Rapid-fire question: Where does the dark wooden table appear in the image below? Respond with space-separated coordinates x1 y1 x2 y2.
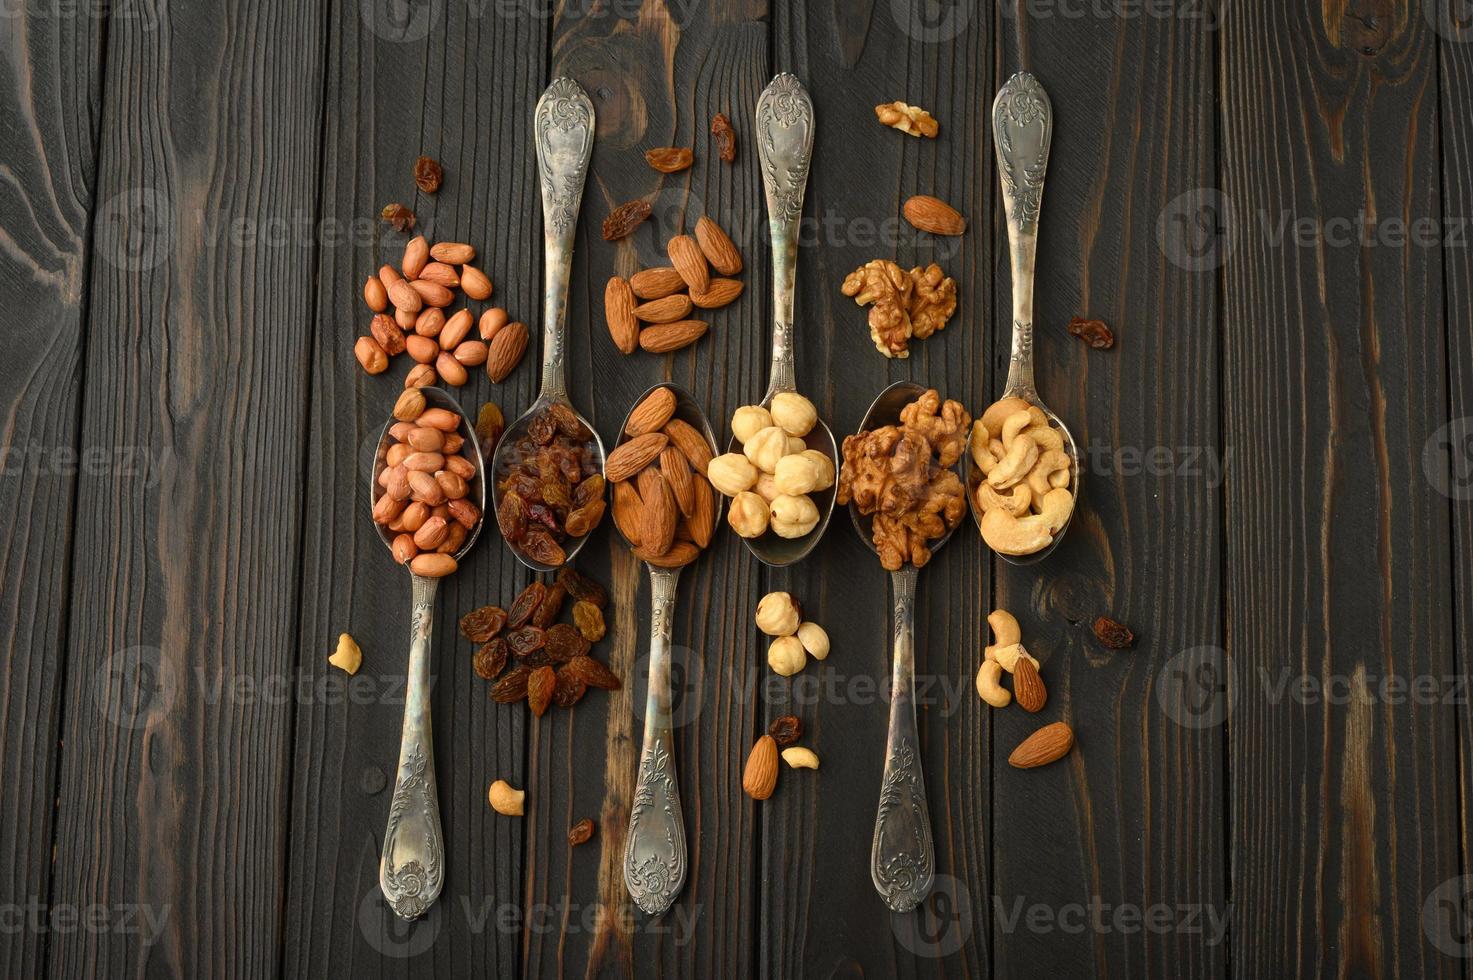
6 0 1473 976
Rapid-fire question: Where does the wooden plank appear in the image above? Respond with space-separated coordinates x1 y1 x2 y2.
765 2 995 974
515 3 769 975
281 4 548 976
0 6 106 977
1221 7 1461 978
986 8 1226 980
43 1 327 976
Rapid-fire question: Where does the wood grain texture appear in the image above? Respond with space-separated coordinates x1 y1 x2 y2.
44 0 327 976
989 8 1226 980
281 3 548 976
1221 5 1461 977
0 6 105 977
767 1 995 974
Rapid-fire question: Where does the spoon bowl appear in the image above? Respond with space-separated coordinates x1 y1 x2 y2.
965 393 1080 566
725 406 837 567
613 383 723 551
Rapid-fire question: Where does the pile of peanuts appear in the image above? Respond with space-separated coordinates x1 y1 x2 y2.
371 388 483 577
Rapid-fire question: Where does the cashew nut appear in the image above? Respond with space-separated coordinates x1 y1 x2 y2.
981 396 1032 434
976 659 1011 706
981 505 1053 555
1033 487 1075 534
987 433 1038 489
988 609 1022 647
1025 422 1064 453
488 779 525 816
975 481 1031 516
329 633 362 675
1026 449 1072 497
970 420 996 473
1049 467 1070 488
990 642 1040 674
781 746 820 769
1000 409 1033 449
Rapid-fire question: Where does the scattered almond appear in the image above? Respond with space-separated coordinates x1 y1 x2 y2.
689 278 743 309
629 267 686 299
639 319 708 353
633 293 694 324
693 216 742 275
902 195 966 236
667 235 710 293
486 321 528 383
1008 722 1074 769
742 735 779 799
1013 656 1047 712
605 276 639 354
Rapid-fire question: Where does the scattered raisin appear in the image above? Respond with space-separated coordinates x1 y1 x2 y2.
1093 616 1135 649
553 667 587 708
711 112 736 162
460 605 507 643
506 625 546 656
527 665 557 717
545 623 590 662
490 665 531 703
645 147 694 173
767 715 803 747
602 198 652 241
507 582 546 628
531 583 567 629
566 655 621 691
572 601 606 642
1067 316 1115 350
413 155 443 193
476 402 505 458
473 638 508 680
380 203 416 232
568 818 596 846
557 567 608 608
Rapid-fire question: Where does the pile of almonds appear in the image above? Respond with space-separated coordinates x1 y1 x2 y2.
355 235 529 388
606 386 718 567
604 216 744 355
372 389 482 577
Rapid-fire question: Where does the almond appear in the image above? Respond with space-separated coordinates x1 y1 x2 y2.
402 235 429 278
634 540 700 567
604 432 668 483
1013 657 1047 713
629 267 686 299
418 262 460 288
625 386 676 436
639 319 708 353
604 277 639 354
486 320 528 382
688 478 714 547
689 277 743 309
612 480 643 546
902 194 966 236
694 216 742 275
1008 721 1074 769
633 293 694 323
662 418 713 474
461 264 493 300
364 276 388 312
742 735 779 800
660 447 695 516
636 466 676 556
430 241 475 264
667 235 710 292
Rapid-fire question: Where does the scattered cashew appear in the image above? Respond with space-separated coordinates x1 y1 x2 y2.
988 608 1022 647
488 779 525 816
329 633 362 675
976 481 1031 516
990 642 1040 674
781 747 820 769
1026 449 1072 497
981 505 1053 555
988 434 1038 489
976 660 1011 706
1033 487 1075 534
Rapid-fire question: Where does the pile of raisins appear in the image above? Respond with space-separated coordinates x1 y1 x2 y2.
460 567 618 716
495 404 607 568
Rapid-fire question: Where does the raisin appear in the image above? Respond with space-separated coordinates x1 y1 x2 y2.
473 638 508 680
564 500 606 539
573 474 605 508
498 491 529 542
531 584 567 629
526 503 562 535
527 665 556 717
521 529 566 567
644 147 694 173
568 817 596 846
1067 316 1115 350
767 715 803 747
490 665 531 703
548 402 582 438
460 605 507 643
476 402 505 458
413 155 443 193
572 601 606 642
528 412 556 446
566 655 621 691
545 623 590 662
539 460 572 509
506 625 546 656
380 202 416 232
711 112 736 162
602 198 652 240
557 567 608 608
507 582 546 628
1093 616 1135 649
553 667 587 707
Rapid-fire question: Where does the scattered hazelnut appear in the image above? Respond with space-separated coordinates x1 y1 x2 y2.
769 493 820 538
708 453 759 496
774 453 825 496
767 635 807 676
731 404 774 444
743 426 789 474
755 591 801 636
781 746 820 769
329 633 362 675
796 621 830 660
488 779 525 816
770 391 818 436
728 491 771 538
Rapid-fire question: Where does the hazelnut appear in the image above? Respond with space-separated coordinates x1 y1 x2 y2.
731 404 774 444
796 621 830 660
767 635 807 676
708 452 759 496
756 591 801 636
800 449 835 490
769 493 820 538
770 391 818 436
727 491 770 538
774 453 825 496
743 426 789 474
754 473 781 502
787 435 807 455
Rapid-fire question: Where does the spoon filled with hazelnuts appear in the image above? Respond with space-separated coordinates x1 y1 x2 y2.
720 72 839 568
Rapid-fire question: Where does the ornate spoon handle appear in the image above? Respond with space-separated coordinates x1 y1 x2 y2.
871 566 934 913
992 71 1052 400
755 72 814 400
624 566 687 915
380 573 444 919
534 76 595 401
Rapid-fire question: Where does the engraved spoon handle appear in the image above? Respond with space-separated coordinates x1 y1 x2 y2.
992 71 1053 401
871 566 934 913
534 77 595 402
755 72 814 400
380 573 444 920
624 566 687 915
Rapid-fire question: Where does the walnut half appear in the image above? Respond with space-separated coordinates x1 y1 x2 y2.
841 260 957 358
874 101 939 138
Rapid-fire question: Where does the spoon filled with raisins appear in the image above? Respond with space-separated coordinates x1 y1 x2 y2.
491 77 608 571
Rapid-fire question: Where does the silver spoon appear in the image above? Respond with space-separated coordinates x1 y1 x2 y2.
725 72 837 567
491 77 606 571
848 381 966 913
971 71 1081 565
608 383 723 916
371 386 488 920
